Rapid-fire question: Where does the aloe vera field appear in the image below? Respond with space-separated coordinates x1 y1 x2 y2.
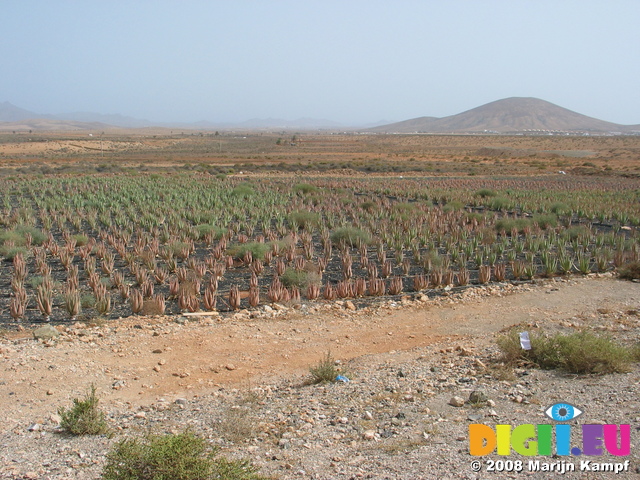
0 132 639 326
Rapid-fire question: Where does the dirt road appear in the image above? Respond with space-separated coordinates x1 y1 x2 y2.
1 275 638 431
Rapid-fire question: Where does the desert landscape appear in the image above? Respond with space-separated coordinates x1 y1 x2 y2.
1 98 640 479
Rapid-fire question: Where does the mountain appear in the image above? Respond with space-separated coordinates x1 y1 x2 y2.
370 97 640 134
232 117 344 129
0 102 345 131
0 101 56 122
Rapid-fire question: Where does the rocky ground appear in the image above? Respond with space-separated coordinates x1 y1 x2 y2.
1 274 640 479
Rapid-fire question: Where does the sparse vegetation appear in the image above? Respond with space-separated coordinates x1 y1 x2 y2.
58 384 109 435
497 328 635 374
102 430 266 480
309 351 340 384
619 261 640 280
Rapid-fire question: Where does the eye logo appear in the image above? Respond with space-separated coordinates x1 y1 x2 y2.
545 403 583 422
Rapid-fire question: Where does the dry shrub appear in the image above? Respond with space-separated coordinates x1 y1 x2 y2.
497 328 634 374
618 261 640 281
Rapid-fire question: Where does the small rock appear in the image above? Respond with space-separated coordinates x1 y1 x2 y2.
28 423 41 432
449 396 465 407
468 390 488 404
175 398 188 405
33 325 59 340
344 301 356 311
152 349 163 354
112 380 126 390
362 430 376 441
363 411 373 420
225 364 237 371
278 438 291 449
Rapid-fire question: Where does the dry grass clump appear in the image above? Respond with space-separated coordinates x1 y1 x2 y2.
618 261 640 280
497 328 635 374
309 351 341 384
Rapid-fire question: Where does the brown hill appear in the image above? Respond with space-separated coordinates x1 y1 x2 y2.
371 97 640 134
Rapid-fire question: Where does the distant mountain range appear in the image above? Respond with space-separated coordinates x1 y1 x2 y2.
369 97 640 134
1 98 638 133
0 102 354 131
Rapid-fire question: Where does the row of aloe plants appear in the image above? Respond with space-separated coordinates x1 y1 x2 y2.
0 173 638 323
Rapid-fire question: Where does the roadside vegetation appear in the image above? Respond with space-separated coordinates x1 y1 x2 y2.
497 328 639 374
102 430 267 480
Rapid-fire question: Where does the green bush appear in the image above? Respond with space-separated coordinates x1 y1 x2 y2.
230 183 255 197
489 197 511 211
561 225 591 241
555 332 632 374
494 218 531 234
0 245 29 260
195 224 226 240
288 211 320 230
0 225 47 246
532 213 557 229
393 202 417 213
280 267 320 289
360 201 377 212
227 241 271 261
168 241 192 256
497 329 634 374
58 384 109 435
72 234 90 246
475 188 498 198
550 202 570 215
443 200 464 212
330 227 371 247
81 293 96 309
102 430 266 480
292 183 318 195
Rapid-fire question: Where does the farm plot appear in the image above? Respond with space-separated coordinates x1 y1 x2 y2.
0 173 638 326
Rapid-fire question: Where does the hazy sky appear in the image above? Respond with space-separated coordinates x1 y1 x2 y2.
3 1 639 125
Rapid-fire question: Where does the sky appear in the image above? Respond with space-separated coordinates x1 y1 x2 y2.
3 0 640 126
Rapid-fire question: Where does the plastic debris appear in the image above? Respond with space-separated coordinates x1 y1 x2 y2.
519 331 532 350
